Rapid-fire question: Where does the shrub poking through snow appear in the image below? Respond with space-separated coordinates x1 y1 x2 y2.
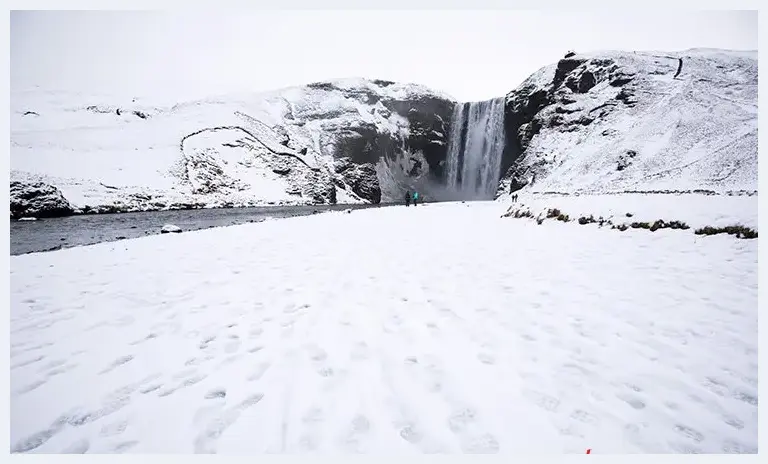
666 220 690 230
578 215 598 225
630 221 651 230
545 208 570 222
694 225 758 239
515 209 534 219
626 212 634 217
501 207 533 219
649 220 666 232
547 208 562 219
616 224 629 231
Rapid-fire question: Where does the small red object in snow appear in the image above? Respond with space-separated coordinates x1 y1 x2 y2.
586 449 591 454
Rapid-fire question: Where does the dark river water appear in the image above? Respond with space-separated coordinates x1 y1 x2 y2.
10 203 396 256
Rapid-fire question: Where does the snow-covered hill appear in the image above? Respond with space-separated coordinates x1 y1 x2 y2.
497 48 758 196
10 79 455 216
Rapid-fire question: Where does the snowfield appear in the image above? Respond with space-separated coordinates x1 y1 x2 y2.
10 199 758 454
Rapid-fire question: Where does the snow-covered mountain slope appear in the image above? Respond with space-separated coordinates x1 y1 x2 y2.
10 79 455 215
497 48 758 196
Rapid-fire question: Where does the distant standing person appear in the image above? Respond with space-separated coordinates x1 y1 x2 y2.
405 190 412 207
413 191 420 206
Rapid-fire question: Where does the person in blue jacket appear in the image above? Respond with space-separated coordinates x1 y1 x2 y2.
413 191 420 206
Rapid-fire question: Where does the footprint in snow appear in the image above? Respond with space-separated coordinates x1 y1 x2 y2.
462 433 500 454
157 374 207 397
61 438 90 454
198 336 216 350
98 355 134 375
194 393 264 454
224 336 241 354
247 362 271 382
100 420 129 437
447 408 477 434
398 423 423 444
570 409 599 425
342 415 371 452
204 388 227 399
306 345 328 362
16 379 47 395
721 439 758 454
477 353 496 365
113 441 140 453
38 358 66 372
673 424 704 443
524 389 560 413
350 342 370 361
617 393 646 410
302 407 325 424
11 355 46 370
247 345 264 354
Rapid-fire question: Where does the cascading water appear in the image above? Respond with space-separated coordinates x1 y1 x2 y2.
445 98 506 199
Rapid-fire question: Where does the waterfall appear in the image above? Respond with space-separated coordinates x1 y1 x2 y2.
444 98 506 199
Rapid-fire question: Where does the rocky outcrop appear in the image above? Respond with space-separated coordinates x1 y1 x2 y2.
334 158 382 204
174 125 337 206
298 80 453 182
382 95 454 182
10 180 74 219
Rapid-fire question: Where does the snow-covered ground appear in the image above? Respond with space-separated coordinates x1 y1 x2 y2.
10 199 757 454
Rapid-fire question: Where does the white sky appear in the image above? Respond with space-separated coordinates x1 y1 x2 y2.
10 10 758 102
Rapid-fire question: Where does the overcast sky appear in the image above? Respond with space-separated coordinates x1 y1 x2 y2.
10 10 758 102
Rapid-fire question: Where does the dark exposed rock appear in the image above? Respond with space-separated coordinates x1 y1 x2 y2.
617 150 638 171
307 81 338 91
372 79 396 87
272 165 291 175
555 105 579 114
610 74 634 87
553 57 587 88
334 158 381 204
616 88 638 106
578 71 597 93
10 180 74 219
303 169 337 205
674 58 683 78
